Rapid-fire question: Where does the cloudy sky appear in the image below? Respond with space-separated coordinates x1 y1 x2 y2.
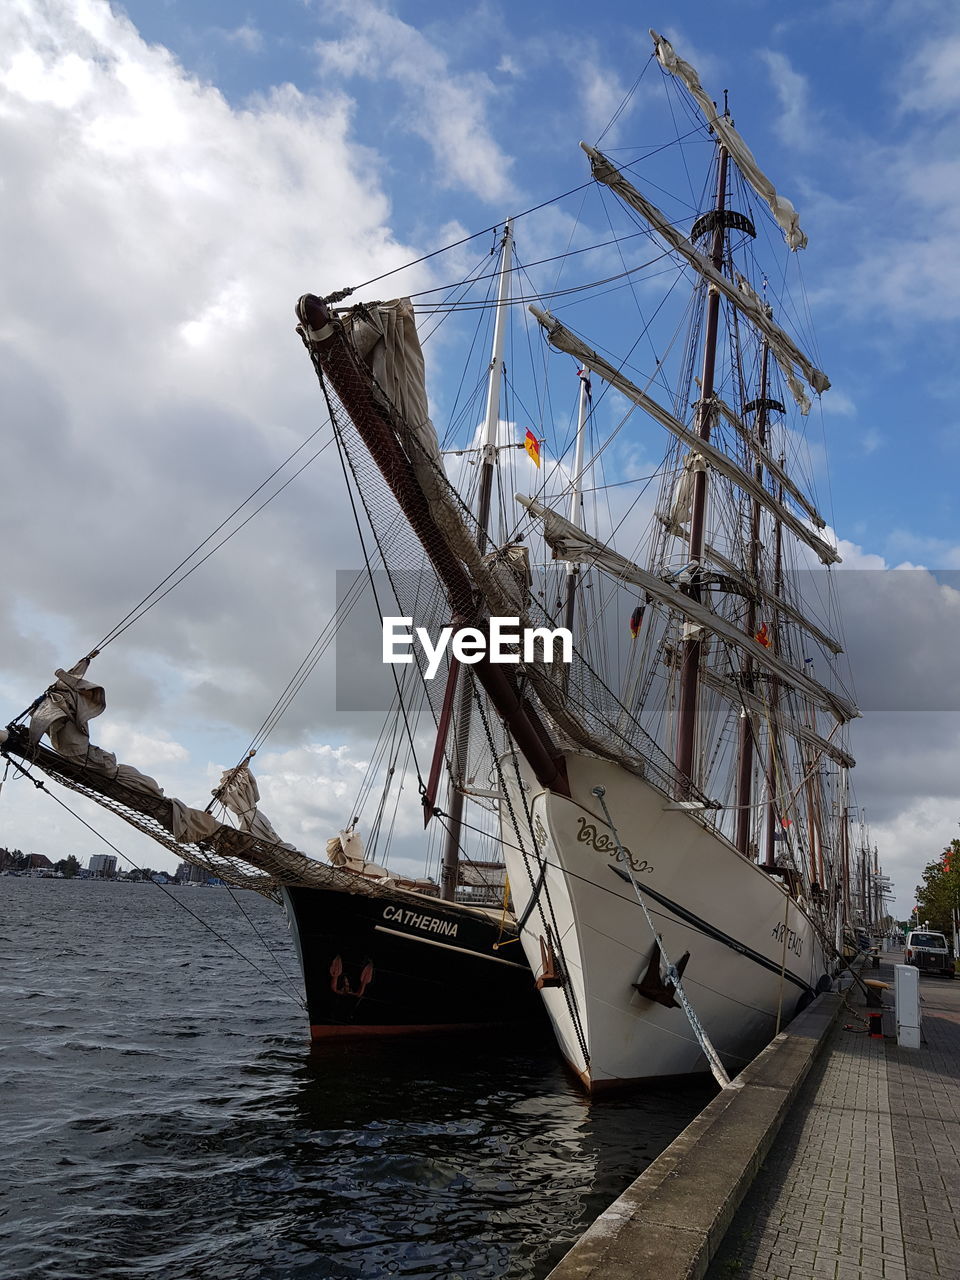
2 0 959 917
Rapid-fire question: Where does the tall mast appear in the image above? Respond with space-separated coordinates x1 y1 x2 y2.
763 490 784 868
841 784 851 925
476 219 514 545
439 220 513 899
563 369 591 635
734 341 772 856
676 141 729 787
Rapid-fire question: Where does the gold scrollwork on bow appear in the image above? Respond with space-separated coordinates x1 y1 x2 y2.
576 816 654 875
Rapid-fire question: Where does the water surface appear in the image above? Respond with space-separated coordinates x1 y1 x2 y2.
1 878 714 1278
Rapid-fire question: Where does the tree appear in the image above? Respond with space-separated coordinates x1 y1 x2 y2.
915 839 960 933
54 855 81 878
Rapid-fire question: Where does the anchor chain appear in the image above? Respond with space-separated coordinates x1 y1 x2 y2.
592 785 734 1089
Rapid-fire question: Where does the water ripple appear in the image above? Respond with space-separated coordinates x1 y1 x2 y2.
1 878 714 1279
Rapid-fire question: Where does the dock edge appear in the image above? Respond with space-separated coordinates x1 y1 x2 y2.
546 990 845 1280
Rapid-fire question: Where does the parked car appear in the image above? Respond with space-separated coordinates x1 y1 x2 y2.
904 930 955 978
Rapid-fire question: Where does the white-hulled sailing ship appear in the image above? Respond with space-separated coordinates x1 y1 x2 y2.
2 30 867 1082
294 31 862 1089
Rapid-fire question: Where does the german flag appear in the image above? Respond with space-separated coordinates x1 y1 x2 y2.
524 430 541 468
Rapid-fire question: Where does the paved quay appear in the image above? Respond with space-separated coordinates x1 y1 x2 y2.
707 950 960 1280
546 951 960 1280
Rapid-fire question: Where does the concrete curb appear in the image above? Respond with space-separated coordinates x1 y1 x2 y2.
545 990 846 1280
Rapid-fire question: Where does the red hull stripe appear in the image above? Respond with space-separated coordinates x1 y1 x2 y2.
310 1021 503 1040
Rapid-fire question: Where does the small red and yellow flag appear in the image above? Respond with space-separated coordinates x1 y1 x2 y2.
755 622 772 648
524 429 541 468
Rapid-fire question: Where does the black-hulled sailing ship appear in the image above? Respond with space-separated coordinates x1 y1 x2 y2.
3 30 875 1083
0 212 543 1042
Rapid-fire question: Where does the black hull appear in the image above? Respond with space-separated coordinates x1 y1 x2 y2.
282 883 542 1038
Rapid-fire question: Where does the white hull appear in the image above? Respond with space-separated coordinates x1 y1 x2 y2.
500 752 833 1090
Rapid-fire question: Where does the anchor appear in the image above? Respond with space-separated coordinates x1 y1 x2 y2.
634 938 690 1008
329 955 374 998
535 933 564 989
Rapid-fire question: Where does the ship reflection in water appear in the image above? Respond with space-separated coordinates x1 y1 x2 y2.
293 1033 716 1278
2 880 715 1280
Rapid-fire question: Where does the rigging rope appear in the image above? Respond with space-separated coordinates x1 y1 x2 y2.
94 428 336 653
323 125 707 304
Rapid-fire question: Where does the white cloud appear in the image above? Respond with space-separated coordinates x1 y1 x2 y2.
314 0 515 203
0 0 439 868
859 759 960 917
758 50 816 150
576 59 633 141
860 429 881 455
899 33 960 117
99 725 190 766
224 24 263 55
820 389 856 418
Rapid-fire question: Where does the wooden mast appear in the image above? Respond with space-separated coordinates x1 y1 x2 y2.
734 341 772 856
563 369 591 636
763 486 784 868
439 220 513 899
841 787 852 926
676 140 729 789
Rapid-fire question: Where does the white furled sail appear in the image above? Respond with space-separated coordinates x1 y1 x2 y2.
27 658 163 797
698 667 855 770
711 396 826 530
579 144 828 411
680 535 844 656
215 762 300 851
517 494 858 724
650 29 808 252
529 306 840 565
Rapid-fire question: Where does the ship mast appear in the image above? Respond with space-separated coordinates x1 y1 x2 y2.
764 489 784 867
563 369 591 635
676 139 729 788
438 219 513 899
476 219 514 544
734 340 773 856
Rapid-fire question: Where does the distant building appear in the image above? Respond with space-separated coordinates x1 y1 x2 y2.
0 850 53 872
176 861 209 885
88 854 118 878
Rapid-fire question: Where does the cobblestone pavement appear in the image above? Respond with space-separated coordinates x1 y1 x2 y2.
706 952 960 1280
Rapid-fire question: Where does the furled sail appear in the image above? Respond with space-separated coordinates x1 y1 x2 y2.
530 307 840 566
214 761 300 852
518 495 858 724
677 534 844 656
710 396 826 530
650 29 807 252
9 663 410 897
579 144 828 411
698 667 855 769
27 659 163 797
